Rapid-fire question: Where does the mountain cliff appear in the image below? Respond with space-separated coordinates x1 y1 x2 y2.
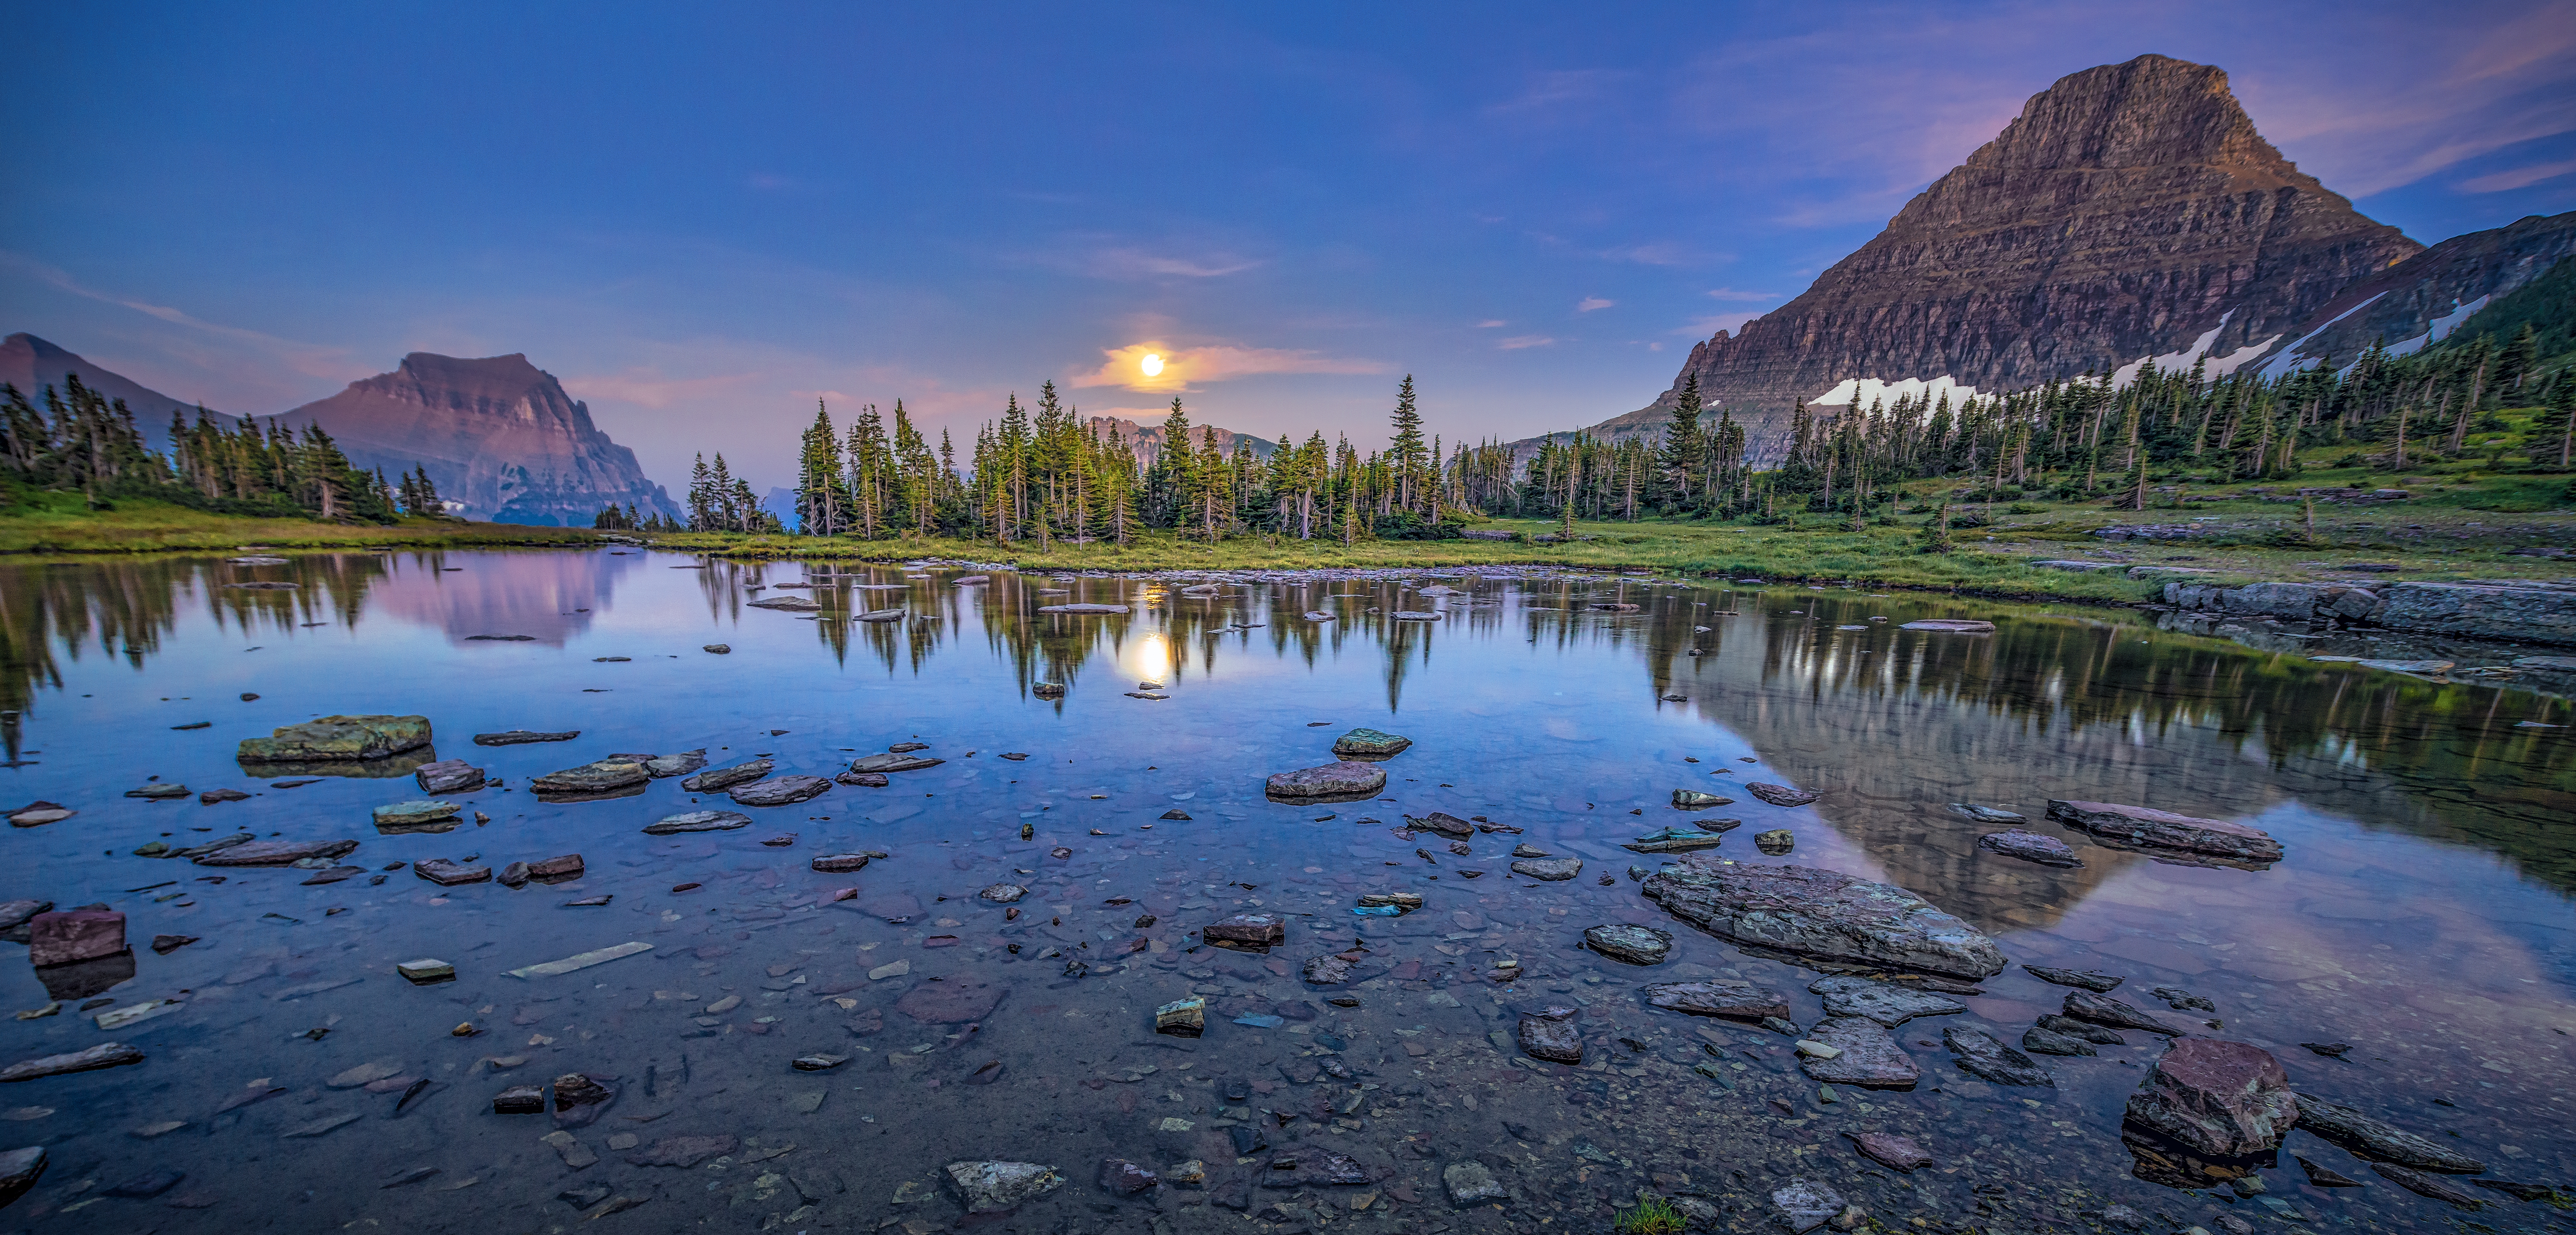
286 352 680 526
2252 211 2576 378
1553 54 2422 462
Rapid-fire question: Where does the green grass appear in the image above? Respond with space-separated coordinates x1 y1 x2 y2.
1613 1198 1689 1235
0 492 600 554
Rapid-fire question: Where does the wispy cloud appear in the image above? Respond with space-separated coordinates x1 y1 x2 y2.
1475 319 1508 328
1576 297 1616 313
2456 157 2576 192
0 250 363 383
1069 340 1386 392
1597 242 1724 267
1484 69 1632 119
1497 335 1557 350
1080 247 1265 280
1706 287 1777 302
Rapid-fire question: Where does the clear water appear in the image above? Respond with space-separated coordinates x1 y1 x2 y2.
0 549 2569 1233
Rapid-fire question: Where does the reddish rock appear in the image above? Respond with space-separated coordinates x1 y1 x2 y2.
2122 1038 2296 1156
1847 1131 1934 1172
527 854 585 881
29 910 125 967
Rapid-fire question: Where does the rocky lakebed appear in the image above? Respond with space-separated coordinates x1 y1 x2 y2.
0 548 2569 1235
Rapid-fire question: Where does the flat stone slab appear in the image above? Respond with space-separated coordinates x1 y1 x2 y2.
1943 1025 2053 1087
0 1041 146 1083
1582 924 1672 965
1808 976 1966 1026
473 730 578 746
506 941 651 979
1978 829 2082 867
1331 728 1412 759
239 715 431 763
848 752 943 774
1510 857 1582 881
1265 761 1387 800
2062 990 2184 1034
1627 825 1730 852
643 751 708 778
193 838 360 867
414 759 486 794
729 776 830 807
644 810 751 834
681 759 773 792
373 800 459 827
1205 913 1285 947
1797 1016 1918 1087
1899 619 1994 633
1641 861 2005 980
530 760 648 795
2045 800 2282 863
1641 980 1792 1022
2294 1095 2486 1173
2023 965 2122 992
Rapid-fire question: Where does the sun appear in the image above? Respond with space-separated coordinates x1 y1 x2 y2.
1139 353 1163 377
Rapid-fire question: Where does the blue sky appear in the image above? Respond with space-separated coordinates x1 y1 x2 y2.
5 0 2573 491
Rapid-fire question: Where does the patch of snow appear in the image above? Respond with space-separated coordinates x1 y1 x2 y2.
2258 291 2390 380
2111 311 2253 387
2204 336 2279 378
1809 375 1981 409
2379 294 2490 360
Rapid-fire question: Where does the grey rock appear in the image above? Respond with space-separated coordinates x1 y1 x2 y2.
193 838 360 867
2023 965 2122 992
1641 862 2006 980
1753 828 1796 855
239 714 432 761
1517 1005 1582 1063
643 810 752 834
1641 980 1792 1022
1846 1131 1933 1171
1978 829 2082 867
1443 1160 1506 1206
680 759 773 792
848 751 943 774
415 759 487 794
1300 954 1357 985
2020 1025 2097 1056
1808 976 1966 1026
643 750 708 778
978 884 1026 903
1265 760 1388 799
1510 857 1582 881
1407 812 1475 837
472 730 579 746
1950 804 2025 823
0 1041 146 1082
1797 1016 1919 1087
1205 913 1285 948
2037 1013 2125 1044
2294 1094 2486 1173
2045 800 2283 863
1771 1178 1847 1233
1331 728 1412 759
0 1145 45 1207
373 800 459 827
944 1160 1063 1212
729 775 831 807
1671 789 1733 809
1745 782 1820 807
1583 924 1673 965
2062 990 2182 1034
530 759 648 796
413 858 491 887
1943 1025 2053 1086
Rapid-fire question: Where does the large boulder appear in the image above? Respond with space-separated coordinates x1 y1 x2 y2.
2045 800 2282 863
238 715 431 763
1265 761 1388 800
2121 1039 2295 1156
1640 861 2005 980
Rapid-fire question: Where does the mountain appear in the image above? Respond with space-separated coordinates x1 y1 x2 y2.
285 352 680 526
1543 54 2422 462
1085 415 1276 463
2251 211 2576 378
0 333 239 452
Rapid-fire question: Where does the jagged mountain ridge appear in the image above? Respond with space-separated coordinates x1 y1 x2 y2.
1530 54 2423 462
282 352 679 526
2253 211 2576 378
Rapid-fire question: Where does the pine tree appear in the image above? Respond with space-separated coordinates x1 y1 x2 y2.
1388 375 1427 518
1660 372 1706 512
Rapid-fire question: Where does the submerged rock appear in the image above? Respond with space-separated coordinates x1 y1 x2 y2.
1442 1161 1506 1205
1625 825 1729 852
2121 1038 2294 1156
1516 1005 1582 1063
0 1145 45 1207
2023 965 2122 992
1407 812 1475 838
2021 1025 2097 1056
1641 861 2006 980
1942 1025 2053 1087
1641 980 1792 1023
374 800 459 828
1510 858 1582 881
2062 991 2182 1034
2045 800 2283 863
194 838 361 867
2294 1094 2486 1173
0 1041 145 1082
1331 728 1412 760
2373 1161 2486 1208
1582 924 1672 965
1205 913 1285 949
1099 1158 1158 1195
944 1161 1062 1213
1265 761 1388 799
1847 1131 1933 1172
1978 830 2082 867
1797 1016 1918 1087
1300 954 1357 984
1771 1178 1848 1233
1809 976 1966 1026
1950 804 2025 824
1746 782 1820 807
239 715 432 762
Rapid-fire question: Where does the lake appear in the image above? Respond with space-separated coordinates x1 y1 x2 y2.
0 548 2569 1232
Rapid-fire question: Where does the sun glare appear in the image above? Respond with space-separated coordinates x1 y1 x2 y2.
1139 352 1163 377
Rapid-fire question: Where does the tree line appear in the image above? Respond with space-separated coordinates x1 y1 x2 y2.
1 376 446 522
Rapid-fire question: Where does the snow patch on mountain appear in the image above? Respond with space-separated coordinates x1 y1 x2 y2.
1808 375 1983 409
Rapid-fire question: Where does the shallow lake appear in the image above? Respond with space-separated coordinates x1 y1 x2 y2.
0 548 2570 1233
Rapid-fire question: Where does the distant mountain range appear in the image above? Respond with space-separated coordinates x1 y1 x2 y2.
1084 415 1276 462
1525 54 2575 462
0 335 677 526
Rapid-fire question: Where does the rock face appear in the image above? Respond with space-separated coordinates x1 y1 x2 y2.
1641 861 2006 979
1265 761 1388 800
2162 578 2576 647
1545 54 2418 463
2250 209 2576 376
281 351 679 525
2122 1039 2296 1156
2045 800 2282 863
238 715 431 763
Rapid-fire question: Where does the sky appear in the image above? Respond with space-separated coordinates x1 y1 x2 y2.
5 0 2575 493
